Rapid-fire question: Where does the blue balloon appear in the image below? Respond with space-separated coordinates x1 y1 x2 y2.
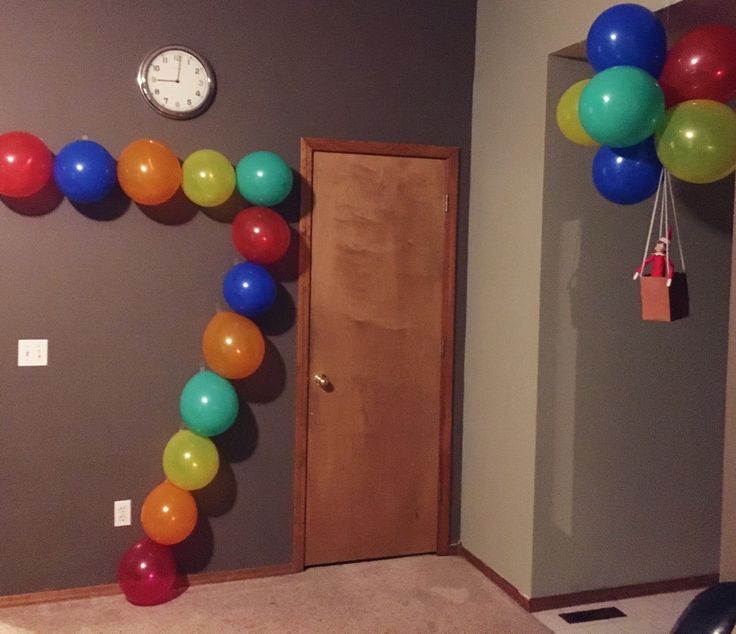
53 139 116 203
592 137 662 205
223 262 277 317
586 4 667 77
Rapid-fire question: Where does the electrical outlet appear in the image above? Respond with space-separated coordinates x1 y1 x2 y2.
17 339 48 366
114 500 131 527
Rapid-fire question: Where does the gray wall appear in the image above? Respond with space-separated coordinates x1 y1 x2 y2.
532 55 732 596
0 0 475 595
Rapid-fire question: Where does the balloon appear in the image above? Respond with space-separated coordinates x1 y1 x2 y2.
579 66 664 148
655 100 736 184
586 3 666 77
53 139 116 203
181 149 236 208
659 25 736 106
556 80 599 147
180 370 239 437
592 137 662 205
223 262 277 317
117 139 181 205
231 206 291 264
141 480 197 545
202 311 265 379
117 538 176 606
0 131 53 198
236 151 293 206
162 430 219 490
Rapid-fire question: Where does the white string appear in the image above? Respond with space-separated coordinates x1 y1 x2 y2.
641 169 665 272
666 171 686 272
663 169 670 278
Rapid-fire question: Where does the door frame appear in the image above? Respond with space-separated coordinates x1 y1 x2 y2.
292 137 459 570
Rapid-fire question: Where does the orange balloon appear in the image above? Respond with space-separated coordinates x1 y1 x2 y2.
117 139 181 205
202 311 265 379
141 480 197 545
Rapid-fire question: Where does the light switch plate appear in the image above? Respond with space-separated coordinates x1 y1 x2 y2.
18 339 48 366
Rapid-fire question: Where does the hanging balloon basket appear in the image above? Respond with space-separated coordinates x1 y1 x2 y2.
635 170 689 322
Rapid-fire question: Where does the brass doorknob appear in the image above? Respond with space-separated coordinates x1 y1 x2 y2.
313 373 330 388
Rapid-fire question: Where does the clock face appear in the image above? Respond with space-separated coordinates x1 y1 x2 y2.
138 46 216 120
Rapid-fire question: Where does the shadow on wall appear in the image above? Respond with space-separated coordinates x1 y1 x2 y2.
531 55 733 598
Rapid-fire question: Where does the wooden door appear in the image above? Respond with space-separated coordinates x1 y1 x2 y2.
294 138 458 567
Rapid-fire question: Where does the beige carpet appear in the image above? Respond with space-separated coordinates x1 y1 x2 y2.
0 555 550 633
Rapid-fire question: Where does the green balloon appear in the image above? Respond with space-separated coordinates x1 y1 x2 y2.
163 430 219 491
180 370 239 437
236 151 293 206
655 100 736 184
579 66 664 148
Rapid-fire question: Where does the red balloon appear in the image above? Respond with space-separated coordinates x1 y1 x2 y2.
232 207 291 264
0 132 54 198
659 25 736 106
117 538 177 606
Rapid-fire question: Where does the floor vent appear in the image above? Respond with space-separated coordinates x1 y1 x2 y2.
559 606 626 624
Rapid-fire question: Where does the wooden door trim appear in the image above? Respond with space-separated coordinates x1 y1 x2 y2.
292 137 459 570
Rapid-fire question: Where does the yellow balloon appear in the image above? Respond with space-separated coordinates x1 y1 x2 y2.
655 100 736 184
556 80 599 148
162 430 219 490
181 149 236 207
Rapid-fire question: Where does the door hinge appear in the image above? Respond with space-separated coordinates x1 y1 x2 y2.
444 194 449 214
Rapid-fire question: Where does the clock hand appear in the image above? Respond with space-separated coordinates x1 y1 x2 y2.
156 78 178 83
176 57 182 83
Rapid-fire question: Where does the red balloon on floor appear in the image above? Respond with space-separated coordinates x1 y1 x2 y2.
118 538 177 606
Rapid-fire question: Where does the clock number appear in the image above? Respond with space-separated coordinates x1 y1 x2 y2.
164 97 168 104
195 68 200 75
175 101 180 108
154 89 160 95
153 64 160 71
187 99 192 106
162 56 168 63
196 91 201 97
174 55 181 62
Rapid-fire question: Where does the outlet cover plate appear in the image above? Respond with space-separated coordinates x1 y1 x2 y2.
18 339 48 367
114 500 131 527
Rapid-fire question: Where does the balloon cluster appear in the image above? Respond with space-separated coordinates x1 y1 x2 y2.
556 4 736 204
0 133 293 211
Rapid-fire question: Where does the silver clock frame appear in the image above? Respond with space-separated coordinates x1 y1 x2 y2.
137 45 216 120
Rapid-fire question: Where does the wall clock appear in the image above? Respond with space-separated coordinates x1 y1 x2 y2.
137 45 216 120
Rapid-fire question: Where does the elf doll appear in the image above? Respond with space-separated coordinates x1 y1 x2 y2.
633 229 675 287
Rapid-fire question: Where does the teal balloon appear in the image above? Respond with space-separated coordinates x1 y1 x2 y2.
579 66 665 148
179 371 239 437
236 151 293 206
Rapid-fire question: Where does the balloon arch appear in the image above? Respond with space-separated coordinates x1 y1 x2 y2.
0 132 293 605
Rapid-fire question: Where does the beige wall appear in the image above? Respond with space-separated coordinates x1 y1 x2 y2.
463 0 674 596
721 179 736 579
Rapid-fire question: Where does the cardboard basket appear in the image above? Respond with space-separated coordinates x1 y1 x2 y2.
640 272 689 322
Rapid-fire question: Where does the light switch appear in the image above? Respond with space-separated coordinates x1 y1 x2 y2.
18 339 48 366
